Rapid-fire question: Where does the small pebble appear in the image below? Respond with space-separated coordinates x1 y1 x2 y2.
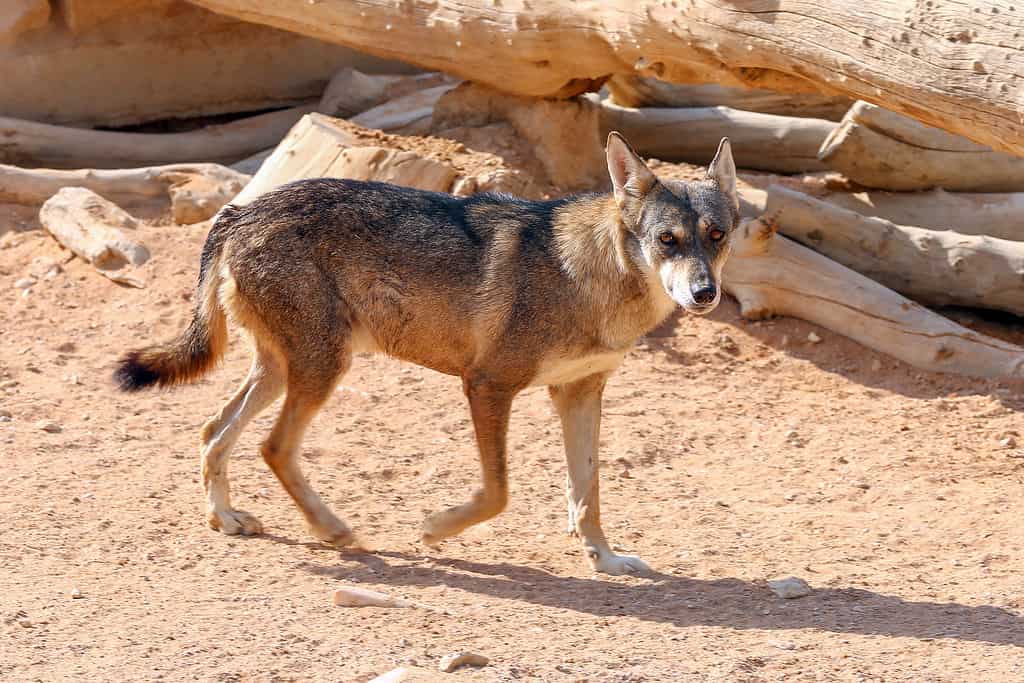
37 420 62 434
18 618 33 629
70 587 82 599
1000 436 1017 449
439 652 489 673
768 576 812 599
14 277 35 290
807 331 822 344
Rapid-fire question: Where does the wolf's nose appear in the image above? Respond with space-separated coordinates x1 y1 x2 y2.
691 284 717 306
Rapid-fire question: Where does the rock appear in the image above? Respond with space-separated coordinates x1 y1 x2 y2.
17 617 33 629
70 587 82 599
14 277 35 290
39 187 150 287
438 652 489 673
767 576 812 599
1000 436 1017 449
37 420 62 433
433 82 607 190
717 333 740 355
0 409 11 422
332 585 415 609
807 331 822 344
366 668 412 683
56 341 76 353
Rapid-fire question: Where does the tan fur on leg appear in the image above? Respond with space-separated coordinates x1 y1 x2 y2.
200 346 284 535
550 373 650 575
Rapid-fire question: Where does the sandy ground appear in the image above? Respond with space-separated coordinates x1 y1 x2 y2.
3 199 1024 683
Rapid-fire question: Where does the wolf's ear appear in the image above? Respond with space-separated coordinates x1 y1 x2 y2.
706 137 738 211
606 131 656 207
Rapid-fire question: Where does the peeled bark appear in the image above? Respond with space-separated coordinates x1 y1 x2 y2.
606 76 853 121
819 102 1024 192
599 103 835 174
723 216 1024 380
186 0 1024 156
0 163 250 224
766 186 1024 317
39 187 150 287
0 105 315 170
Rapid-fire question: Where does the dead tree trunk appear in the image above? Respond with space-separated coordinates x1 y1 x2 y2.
723 217 1024 380
606 76 853 121
0 105 314 169
766 186 1024 317
819 102 1024 192
185 0 1024 155
599 103 835 174
822 189 1024 243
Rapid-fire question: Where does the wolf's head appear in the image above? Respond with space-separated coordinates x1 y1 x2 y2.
606 132 739 315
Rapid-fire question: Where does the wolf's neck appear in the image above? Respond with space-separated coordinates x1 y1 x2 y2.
551 194 675 346
551 193 639 284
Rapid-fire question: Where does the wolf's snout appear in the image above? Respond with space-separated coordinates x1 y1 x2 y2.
690 283 717 306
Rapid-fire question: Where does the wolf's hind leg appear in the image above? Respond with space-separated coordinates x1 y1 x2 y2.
549 373 650 576
261 353 354 546
200 345 285 535
422 378 512 545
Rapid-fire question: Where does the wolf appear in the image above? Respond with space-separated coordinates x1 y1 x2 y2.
114 132 739 575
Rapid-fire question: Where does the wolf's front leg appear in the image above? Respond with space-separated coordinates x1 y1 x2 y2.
549 373 650 576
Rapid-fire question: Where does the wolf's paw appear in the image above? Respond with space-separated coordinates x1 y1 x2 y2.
589 551 650 576
421 511 457 548
208 508 263 536
310 519 355 548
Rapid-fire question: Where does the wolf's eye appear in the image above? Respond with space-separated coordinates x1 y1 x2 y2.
658 232 675 245
708 229 725 242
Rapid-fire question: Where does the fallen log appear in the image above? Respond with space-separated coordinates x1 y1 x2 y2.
318 69 452 119
765 186 1024 317
231 113 458 206
824 189 1024 243
351 83 458 135
819 102 1024 192
0 163 250 224
3 0 410 128
599 103 834 174
723 216 1024 380
185 0 1024 156
606 76 853 121
0 105 315 169
39 187 149 287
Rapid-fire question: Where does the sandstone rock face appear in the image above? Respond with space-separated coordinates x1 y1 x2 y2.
0 0 414 128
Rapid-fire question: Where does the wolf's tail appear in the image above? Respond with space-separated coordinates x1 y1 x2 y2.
114 206 241 392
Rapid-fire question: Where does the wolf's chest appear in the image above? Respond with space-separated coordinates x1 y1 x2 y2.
528 350 626 388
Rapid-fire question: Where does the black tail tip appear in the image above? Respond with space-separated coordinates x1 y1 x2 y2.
114 353 160 392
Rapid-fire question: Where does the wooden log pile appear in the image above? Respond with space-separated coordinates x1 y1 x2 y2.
6 0 1024 381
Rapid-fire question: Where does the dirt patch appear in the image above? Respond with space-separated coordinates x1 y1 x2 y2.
2 176 1024 682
